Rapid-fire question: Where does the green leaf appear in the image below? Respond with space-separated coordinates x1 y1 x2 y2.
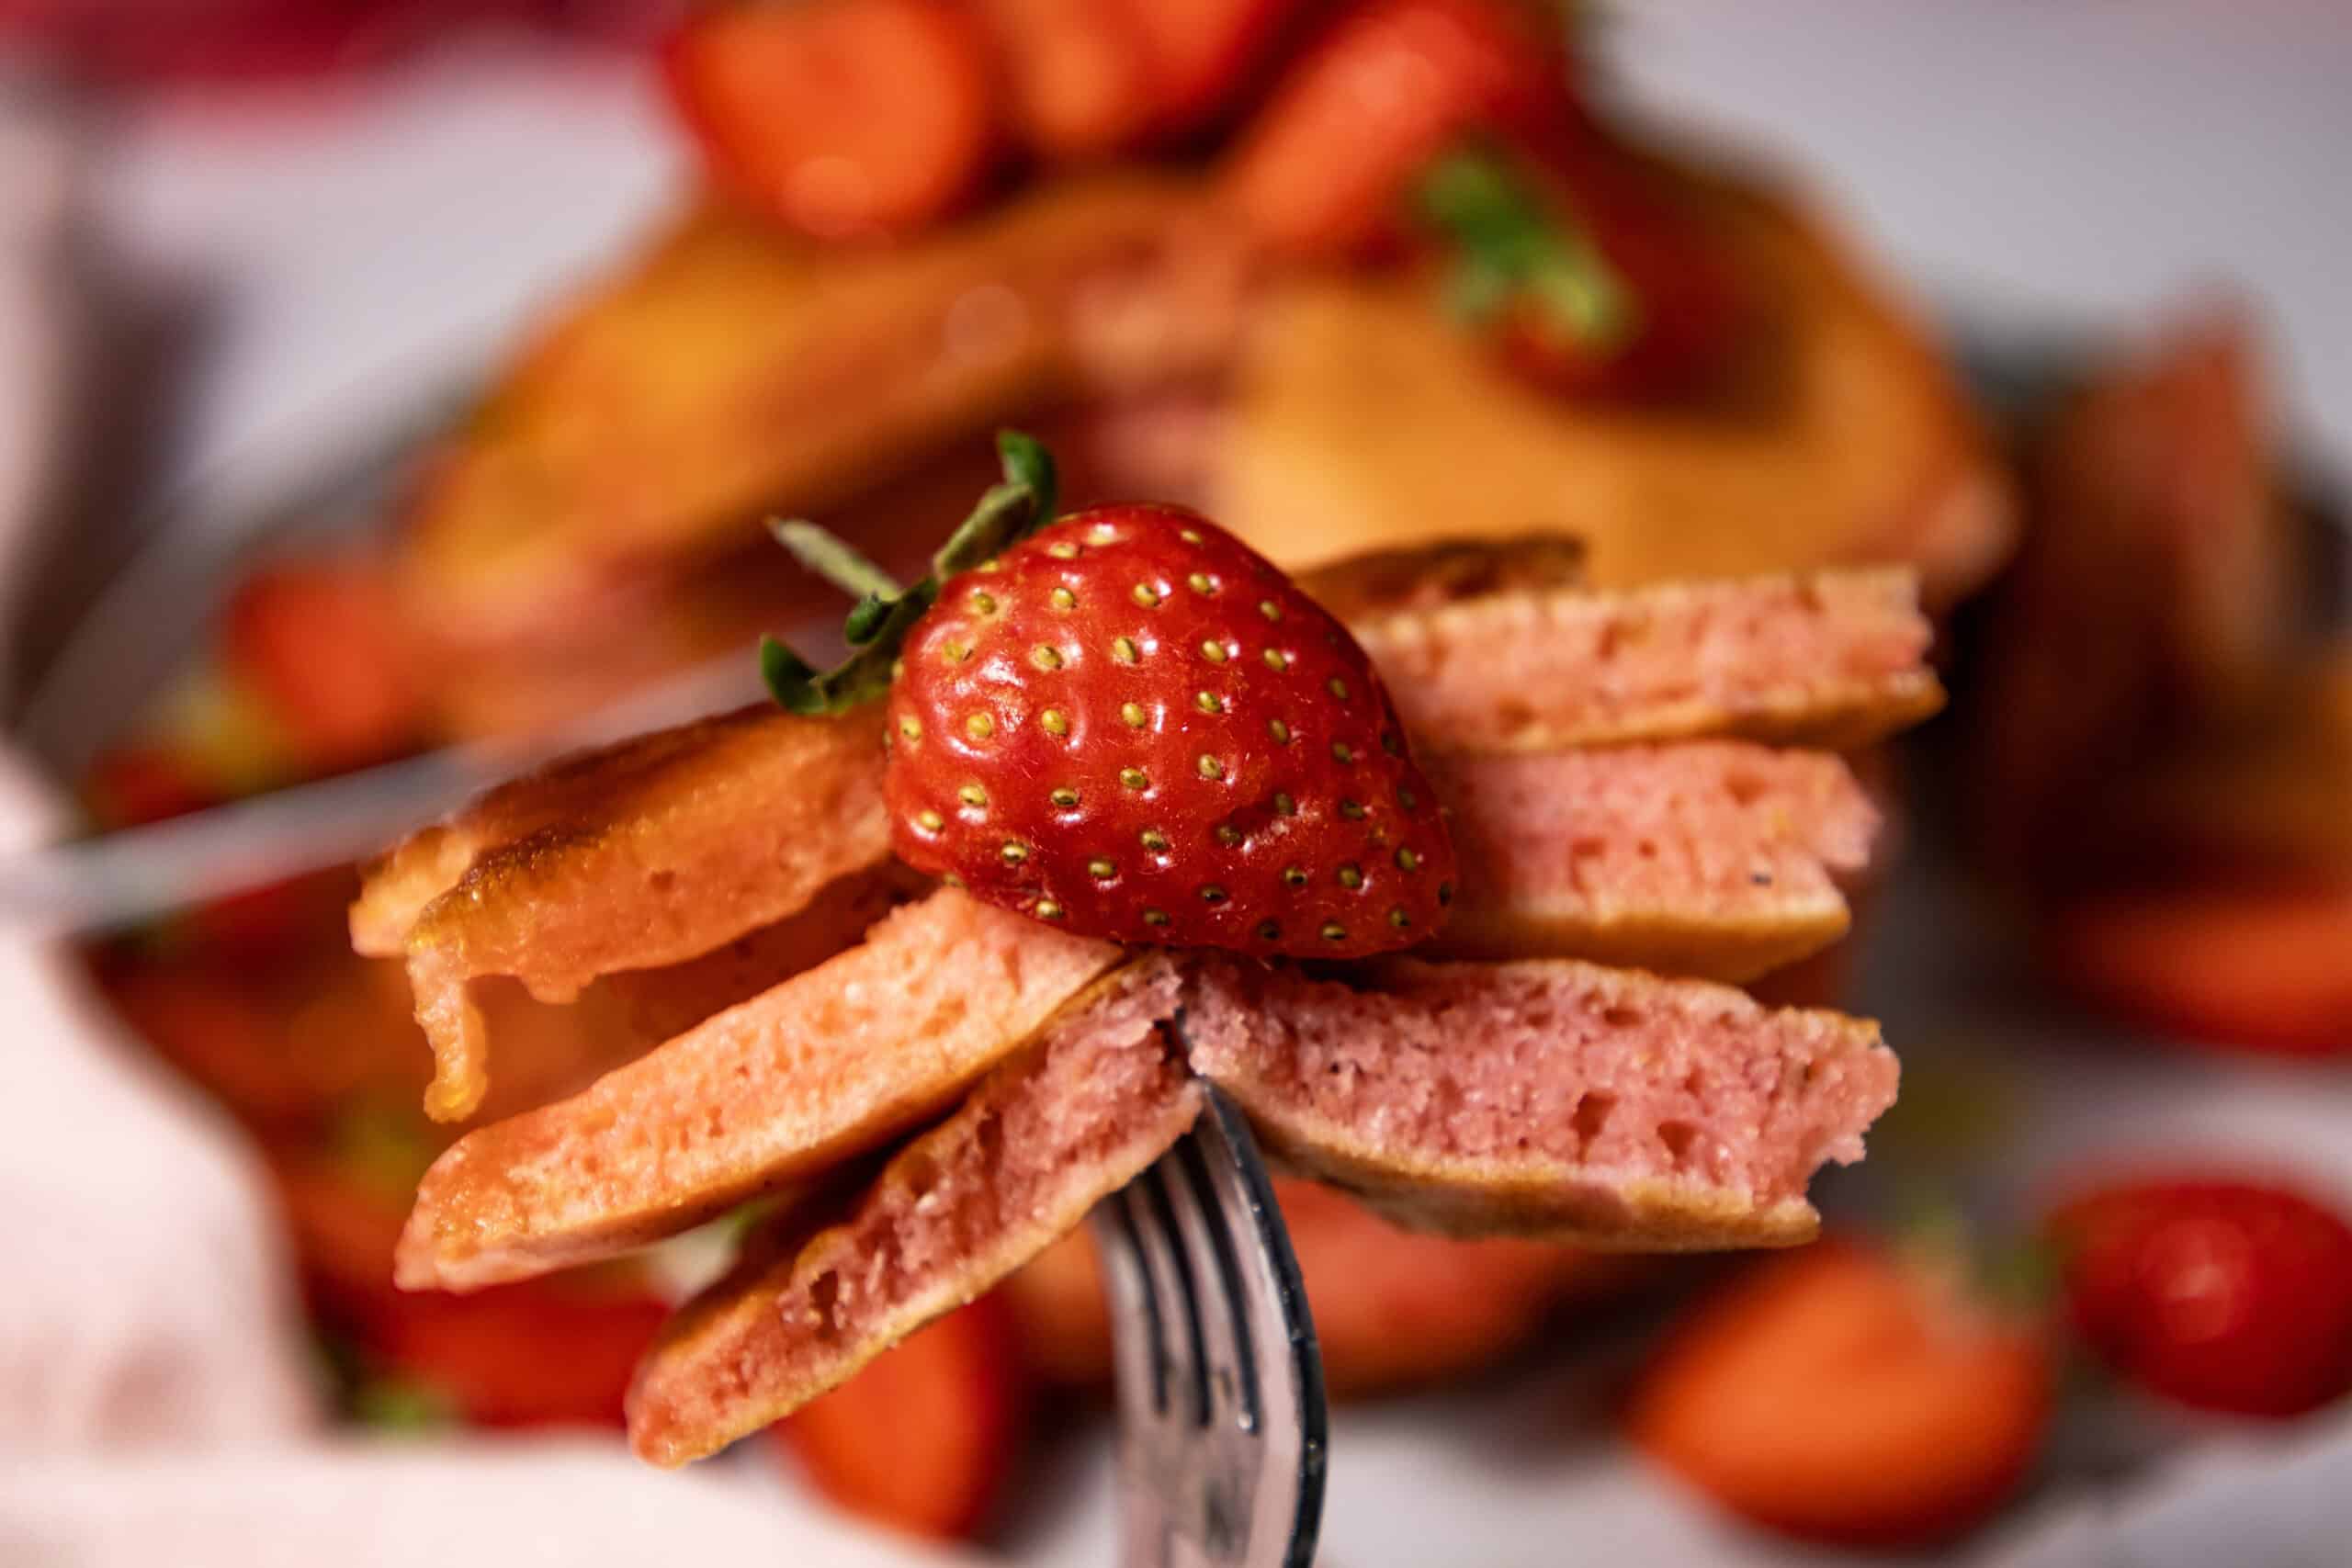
1414 145 1639 354
767 518 905 603
933 480 1040 580
1440 253 1517 325
760 637 824 714
753 433 1063 716
842 593 893 645
996 428 1058 531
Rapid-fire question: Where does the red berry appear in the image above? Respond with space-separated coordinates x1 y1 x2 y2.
2048 1175 2352 1418
1628 1238 2051 1549
885 503 1456 955
664 0 1000 242
1222 0 1575 257
774 1296 1030 1541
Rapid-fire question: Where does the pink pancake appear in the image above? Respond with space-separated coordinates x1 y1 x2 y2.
628 958 1199 1466
1430 742 1879 979
1182 953 1898 1248
1354 567 1940 754
397 889 1121 1292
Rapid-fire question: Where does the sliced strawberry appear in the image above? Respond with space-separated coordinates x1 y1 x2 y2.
2042 882 2352 1057
186 867 356 961
774 1296 1029 1541
376 1277 671 1430
83 744 219 829
98 962 322 1127
1117 0 1312 134
665 0 1000 241
220 559 424 773
984 0 1159 160
1628 1238 2052 1549
1505 155 1744 400
1412 142 1744 403
998 1234 1116 1387
1221 0 1571 256
883 499 1456 954
2049 1174 2352 1418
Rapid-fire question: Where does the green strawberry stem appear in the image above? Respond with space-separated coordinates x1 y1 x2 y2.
1415 145 1638 353
767 519 905 603
991 426 1058 531
761 431 1059 716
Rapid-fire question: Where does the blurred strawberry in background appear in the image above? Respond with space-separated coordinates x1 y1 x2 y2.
773 1295 1031 1541
220 558 426 773
0 0 679 85
2048 882 2352 1059
1627 1236 2053 1549
368 1277 673 1428
2048 1174 2352 1420
663 0 1001 240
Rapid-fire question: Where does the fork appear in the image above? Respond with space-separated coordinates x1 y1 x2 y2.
1091 1083 1329 1568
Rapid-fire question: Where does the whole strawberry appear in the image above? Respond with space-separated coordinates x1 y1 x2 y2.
2048 1174 2352 1418
884 502 1455 955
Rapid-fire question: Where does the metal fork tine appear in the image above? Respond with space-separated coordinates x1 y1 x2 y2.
1097 1192 1168 1415
1094 1190 1176 1566
1193 1088 1327 1568
1126 1168 1211 1426
1094 1085 1328 1568
1169 1134 1261 1434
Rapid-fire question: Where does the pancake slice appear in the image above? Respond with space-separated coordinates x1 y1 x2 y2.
628 957 1199 1466
396 889 1122 1292
1355 568 1941 755
1182 955 1897 1249
1429 743 1879 980
1295 535 1588 622
352 705 889 1121
356 563 1929 1122
392 737 1879 1292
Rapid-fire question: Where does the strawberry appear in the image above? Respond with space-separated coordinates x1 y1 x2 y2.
374 1276 672 1431
2047 1174 2352 1418
887 502 1454 953
774 1296 1031 1540
665 0 1000 242
2041 882 2352 1058
83 743 220 829
1627 1237 2052 1549
982 0 1159 161
1220 0 1574 257
1414 144 1744 403
1117 0 1313 135
220 558 424 773
763 433 1456 956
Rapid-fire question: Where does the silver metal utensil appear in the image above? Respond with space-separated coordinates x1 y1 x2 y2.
0 645 767 937
1092 1084 1328 1568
